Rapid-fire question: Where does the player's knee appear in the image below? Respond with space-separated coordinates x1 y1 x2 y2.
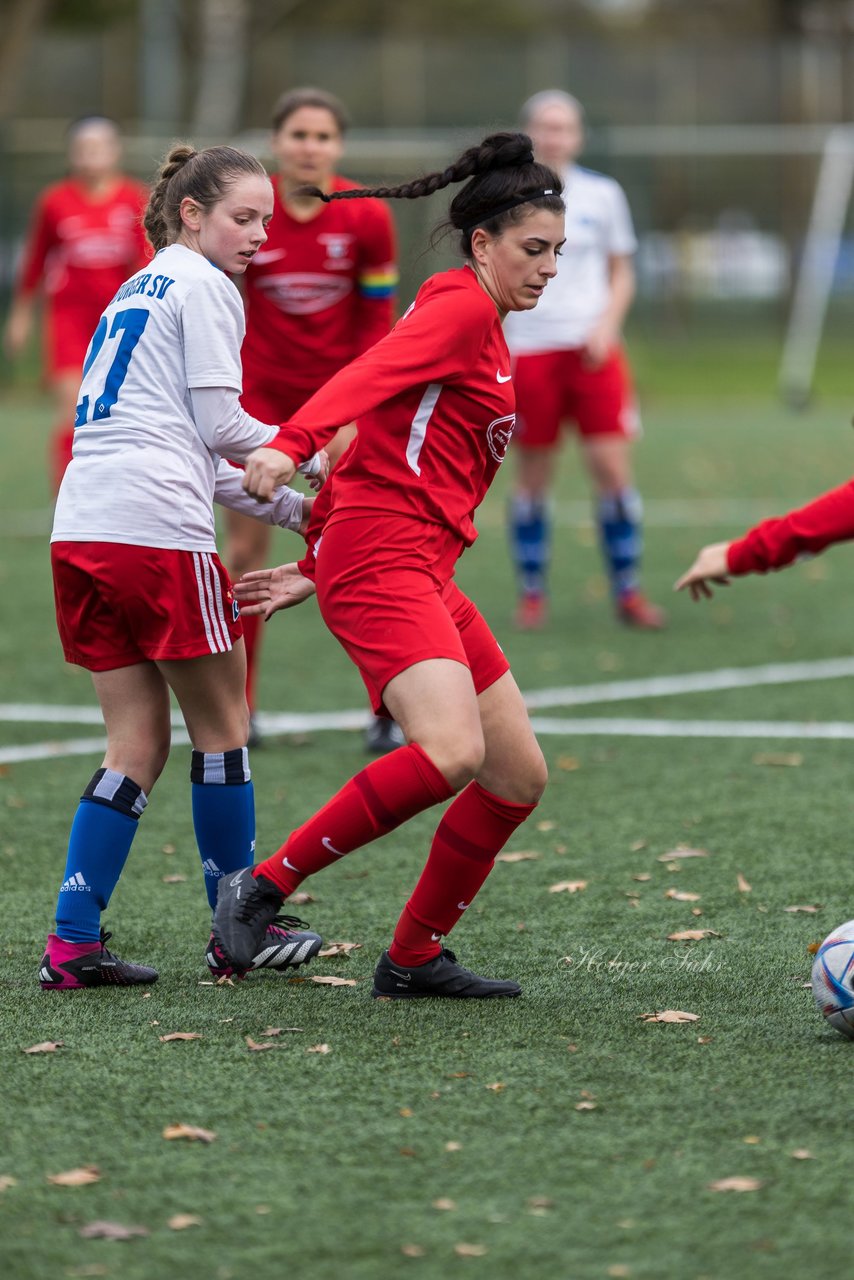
435 732 486 791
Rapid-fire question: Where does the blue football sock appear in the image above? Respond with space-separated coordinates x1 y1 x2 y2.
508 494 550 598
597 488 643 599
55 769 148 944
191 748 256 912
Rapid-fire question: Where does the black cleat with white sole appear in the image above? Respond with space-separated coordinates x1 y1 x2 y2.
206 919 322 979
213 866 288 971
372 947 522 999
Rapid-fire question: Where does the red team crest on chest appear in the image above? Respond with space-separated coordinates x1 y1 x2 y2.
486 413 516 464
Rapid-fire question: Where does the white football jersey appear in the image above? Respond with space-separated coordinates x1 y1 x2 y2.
503 164 638 354
52 243 276 551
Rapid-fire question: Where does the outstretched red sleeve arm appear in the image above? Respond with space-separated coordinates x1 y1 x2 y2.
263 283 488 463
727 478 854 575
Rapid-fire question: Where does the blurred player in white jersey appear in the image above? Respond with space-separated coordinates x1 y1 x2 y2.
503 90 665 631
41 143 323 990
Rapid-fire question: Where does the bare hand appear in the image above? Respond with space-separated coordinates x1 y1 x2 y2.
674 542 732 601
582 322 617 370
234 562 317 620
3 300 33 360
243 447 297 501
297 449 330 491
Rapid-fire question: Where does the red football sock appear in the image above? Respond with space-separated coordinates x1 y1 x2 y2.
254 742 454 896
241 611 263 712
389 782 537 967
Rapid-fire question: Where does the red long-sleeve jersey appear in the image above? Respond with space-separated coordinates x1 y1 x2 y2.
15 176 150 374
727 478 854 575
267 265 516 567
241 175 397 397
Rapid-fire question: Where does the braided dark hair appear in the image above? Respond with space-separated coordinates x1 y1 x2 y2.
297 131 563 256
144 143 269 252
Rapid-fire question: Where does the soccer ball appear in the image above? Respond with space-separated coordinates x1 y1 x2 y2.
811 919 854 1038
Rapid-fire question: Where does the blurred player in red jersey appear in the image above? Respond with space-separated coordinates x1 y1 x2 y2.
676 474 854 597
226 87 399 750
503 91 665 631
213 132 565 1000
3 117 150 492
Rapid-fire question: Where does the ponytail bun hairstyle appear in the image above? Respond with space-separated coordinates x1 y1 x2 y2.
144 143 269 252
296 131 563 256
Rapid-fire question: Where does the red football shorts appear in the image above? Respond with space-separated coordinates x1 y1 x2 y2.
512 346 640 447
314 517 510 716
51 542 242 671
46 301 110 378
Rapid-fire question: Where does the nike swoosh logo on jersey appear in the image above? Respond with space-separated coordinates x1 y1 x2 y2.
496 370 512 383
321 837 345 857
252 248 287 264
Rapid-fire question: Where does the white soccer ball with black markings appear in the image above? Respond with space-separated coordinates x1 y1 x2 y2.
811 919 854 1039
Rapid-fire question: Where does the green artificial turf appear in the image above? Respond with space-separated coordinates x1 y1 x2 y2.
2 366 854 1280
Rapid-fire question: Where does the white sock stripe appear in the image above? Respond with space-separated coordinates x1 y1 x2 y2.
240 746 250 782
192 552 218 655
91 767 124 803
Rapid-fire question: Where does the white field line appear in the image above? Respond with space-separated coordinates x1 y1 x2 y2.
3 655 854 764
529 717 854 740
0 497 784 539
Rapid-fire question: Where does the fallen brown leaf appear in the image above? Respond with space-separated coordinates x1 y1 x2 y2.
527 1196 555 1214
310 975 357 987
737 873 752 893
445 1141 463 1152
306 1043 331 1054
47 1165 100 1187
401 1244 426 1258
162 1123 216 1143
806 942 821 955
743 1135 761 1145
575 1101 597 1111
790 1149 814 1160
399 1107 414 1117
0 1176 17 1192
607 1268 632 1279
259 1027 303 1037
707 1177 763 1192
161 843 176 854
753 752 802 768
78 1220 149 1241
783 904 822 913
289 892 315 905
23 1041 64 1054
668 929 721 941
317 942 362 957
432 1197 456 1210
557 756 581 771
549 880 588 894
158 1032 201 1043
161 874 187 884
454 1243 488 1258
697 1036 713 1044
657 847 708 861
536 819 556 832
665 888 701 902
485 1082 506 1092
691 908 703 917
640 1010 700 1024
215 976 234 986
399 1147 417 1157
245 1037 276 1052
495 850 541 863
630 839 648 852
632 873 651 882
167 1213 202 1230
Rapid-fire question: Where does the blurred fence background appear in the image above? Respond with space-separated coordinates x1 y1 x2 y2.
3 0 854 397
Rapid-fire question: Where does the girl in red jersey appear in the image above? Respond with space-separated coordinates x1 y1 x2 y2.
676 477 854 597
214 132 565 999
226 87 398 746
3 117 150 492
40 144 324 991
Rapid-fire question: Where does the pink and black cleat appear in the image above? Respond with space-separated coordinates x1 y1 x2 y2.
38 929 158 989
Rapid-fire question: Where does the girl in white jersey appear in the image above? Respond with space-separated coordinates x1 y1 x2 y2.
40 144 324 990
503 91 665 632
